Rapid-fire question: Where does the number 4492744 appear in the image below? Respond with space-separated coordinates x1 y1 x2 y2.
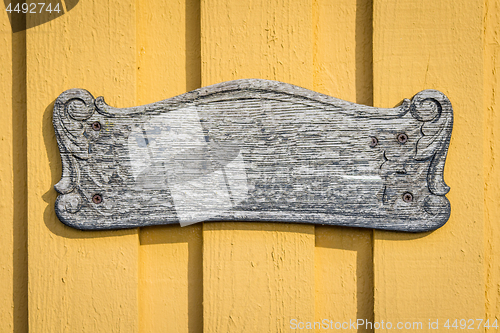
443 319 498 330
6 3 61 14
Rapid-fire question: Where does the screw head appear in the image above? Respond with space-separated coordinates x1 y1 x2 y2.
397 133 408 144
92 121 101 131
370 137 378 148
92 194 103 204
402 192 413 203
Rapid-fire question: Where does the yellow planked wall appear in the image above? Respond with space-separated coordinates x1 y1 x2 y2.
26 1 139 331
0 0 499 332
372 1 485 331
485 0 500 329
1 8 27 333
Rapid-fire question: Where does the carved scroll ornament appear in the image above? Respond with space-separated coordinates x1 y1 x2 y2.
53 79 452 231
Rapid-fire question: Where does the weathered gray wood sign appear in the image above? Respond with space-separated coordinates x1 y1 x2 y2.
53 79 453 232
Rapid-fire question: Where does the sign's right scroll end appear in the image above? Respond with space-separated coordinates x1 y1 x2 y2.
411 89 454 231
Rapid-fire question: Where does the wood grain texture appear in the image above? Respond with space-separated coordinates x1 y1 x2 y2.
53 80 452 232
200 1 316 331
136 1 203 332
484 0 500 328
373 0 485 329
26 1 139 331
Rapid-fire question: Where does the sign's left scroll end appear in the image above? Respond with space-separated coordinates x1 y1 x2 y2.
53 89 97 230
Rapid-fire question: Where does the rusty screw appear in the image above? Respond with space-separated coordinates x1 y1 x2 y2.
92 194 103 204
397 133 408 144
402 192 413 203
370 136 378 147
92 121 101 131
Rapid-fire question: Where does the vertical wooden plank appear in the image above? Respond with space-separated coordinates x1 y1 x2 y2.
136 0 200 104
200 1 315 331
137 2 202 331
139 226 202 333
373 0 484 330
0 9 28 333
485 0 500 329
313 0 372 104
0 14 14 331
313 0 374 330
26 1 139 331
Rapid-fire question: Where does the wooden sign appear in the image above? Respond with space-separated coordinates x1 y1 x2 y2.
53 79 453 232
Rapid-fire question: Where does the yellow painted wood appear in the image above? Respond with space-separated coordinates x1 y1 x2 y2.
0 11 28 333
200 1 315 331
373 0 485 330
139 225 202 333
202 223 314 331
1 1 499 332
313 1 373 330
485 0 500 328
315 229 373 332
26 1 139 331
0 18 14 331
136 0 201 104
136 1 203 332
313 0 373 105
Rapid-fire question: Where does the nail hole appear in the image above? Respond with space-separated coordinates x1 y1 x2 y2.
370 136 378 147
92 121 101 131
402 192 413 203
397 133 408 144
92 194 102 204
